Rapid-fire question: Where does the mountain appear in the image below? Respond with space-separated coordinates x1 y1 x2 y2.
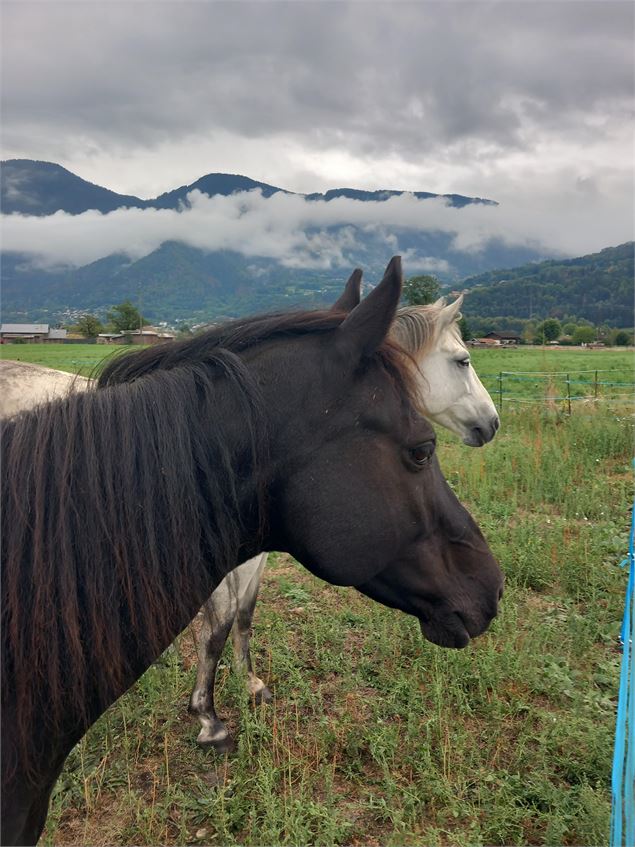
1 160 146 215
150 173 285 209
0 159 582 325
461 242 634 327
1 235 552 325
305 187 495 207
1 159 495 215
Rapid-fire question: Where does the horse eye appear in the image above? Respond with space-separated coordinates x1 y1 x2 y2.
457 358 470 368
409 442 435 466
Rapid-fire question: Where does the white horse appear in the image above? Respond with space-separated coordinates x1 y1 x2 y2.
0 295 498 751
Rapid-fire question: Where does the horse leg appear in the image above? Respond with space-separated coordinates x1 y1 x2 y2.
188 581 237 753
231 552 272 705
1 775 58 846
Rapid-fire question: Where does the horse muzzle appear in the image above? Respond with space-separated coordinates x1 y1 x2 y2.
463 414 500 447
419 579 504 649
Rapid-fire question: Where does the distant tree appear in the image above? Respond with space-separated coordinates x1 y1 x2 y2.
76 314 104 338
614 330 631 346
562 322 576 337
402 275 441 306
107 300 148 332
572 325 596 345
522 321 537 344
458 315 472 342
534 318 562 343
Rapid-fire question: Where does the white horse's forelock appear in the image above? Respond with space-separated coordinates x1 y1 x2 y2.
391 297 462 360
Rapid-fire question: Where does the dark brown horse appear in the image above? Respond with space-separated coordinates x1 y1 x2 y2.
1 258 504 845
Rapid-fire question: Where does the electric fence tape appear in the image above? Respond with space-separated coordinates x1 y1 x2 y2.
611 499 635 847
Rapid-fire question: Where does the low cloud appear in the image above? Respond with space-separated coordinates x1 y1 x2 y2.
2 183 633 274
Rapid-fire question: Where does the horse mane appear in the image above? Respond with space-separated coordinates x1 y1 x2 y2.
391 301 463 359
96 308 411 387
2 307 413 786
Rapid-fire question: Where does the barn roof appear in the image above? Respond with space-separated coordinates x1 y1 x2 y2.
1 323 49 334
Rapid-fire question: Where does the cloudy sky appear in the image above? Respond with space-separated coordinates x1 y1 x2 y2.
1 0 634 267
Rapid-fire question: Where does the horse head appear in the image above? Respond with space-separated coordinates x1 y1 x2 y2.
260 258 504 649
393 297 500 446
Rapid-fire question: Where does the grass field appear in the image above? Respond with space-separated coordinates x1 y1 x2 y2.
3 342 633 402
3 343 633 845
0 343 126 376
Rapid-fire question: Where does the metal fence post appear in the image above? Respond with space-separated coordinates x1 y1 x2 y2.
566 373 571 415
498 371 503 412
595 369 599 400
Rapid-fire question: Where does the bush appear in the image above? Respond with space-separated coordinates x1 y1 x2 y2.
572 325 596 345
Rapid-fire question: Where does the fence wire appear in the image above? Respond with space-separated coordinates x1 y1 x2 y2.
479 368 634 412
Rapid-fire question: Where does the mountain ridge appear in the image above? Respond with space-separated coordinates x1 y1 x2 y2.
1 159 496 216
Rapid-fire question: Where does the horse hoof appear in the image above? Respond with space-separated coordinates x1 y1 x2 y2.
253 686 273 705
197 734 236 754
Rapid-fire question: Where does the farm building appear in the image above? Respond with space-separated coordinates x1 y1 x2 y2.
483 331 522 344
470 337 502 347
0 324 67 343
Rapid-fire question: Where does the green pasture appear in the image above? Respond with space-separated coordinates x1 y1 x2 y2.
3 342 632 397
0 343 124 377
5 343 633 845
469 346 634 406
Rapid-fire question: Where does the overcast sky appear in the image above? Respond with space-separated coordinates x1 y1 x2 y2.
1 0 634 266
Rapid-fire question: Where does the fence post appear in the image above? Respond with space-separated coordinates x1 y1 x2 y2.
595 370 599 400
566 373 571 415
498 371 503 412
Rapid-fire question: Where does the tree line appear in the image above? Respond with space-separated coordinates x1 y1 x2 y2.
402 275 633 345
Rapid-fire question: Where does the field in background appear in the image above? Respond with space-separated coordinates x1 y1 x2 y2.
3 343 633 845
470 347 634 408
0 343 123 376
2 342 633 396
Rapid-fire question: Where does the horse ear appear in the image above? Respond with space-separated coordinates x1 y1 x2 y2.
337 256 403 357
331 269 362 312
440 294 464 326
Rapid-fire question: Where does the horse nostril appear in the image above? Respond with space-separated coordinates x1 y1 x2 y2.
498 584 504 602
492 416 500 432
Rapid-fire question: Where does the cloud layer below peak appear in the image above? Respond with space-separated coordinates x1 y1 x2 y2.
2 180 633 274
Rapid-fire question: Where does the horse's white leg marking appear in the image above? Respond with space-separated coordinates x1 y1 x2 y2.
231 553 272 703
195 716 230 744
189 579 237 749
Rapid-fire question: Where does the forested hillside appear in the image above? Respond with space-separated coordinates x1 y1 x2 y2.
462 242 634 327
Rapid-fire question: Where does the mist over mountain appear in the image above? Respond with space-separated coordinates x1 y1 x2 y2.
2 159 627 327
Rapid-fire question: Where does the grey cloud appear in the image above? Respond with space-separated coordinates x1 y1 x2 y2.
2 1 633 164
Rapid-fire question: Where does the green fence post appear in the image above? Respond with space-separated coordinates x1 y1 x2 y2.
594 369 598 400
498 371 503 412
566 373 571 415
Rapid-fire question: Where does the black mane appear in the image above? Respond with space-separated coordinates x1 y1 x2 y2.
97 309 347 386
2 346 266 786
